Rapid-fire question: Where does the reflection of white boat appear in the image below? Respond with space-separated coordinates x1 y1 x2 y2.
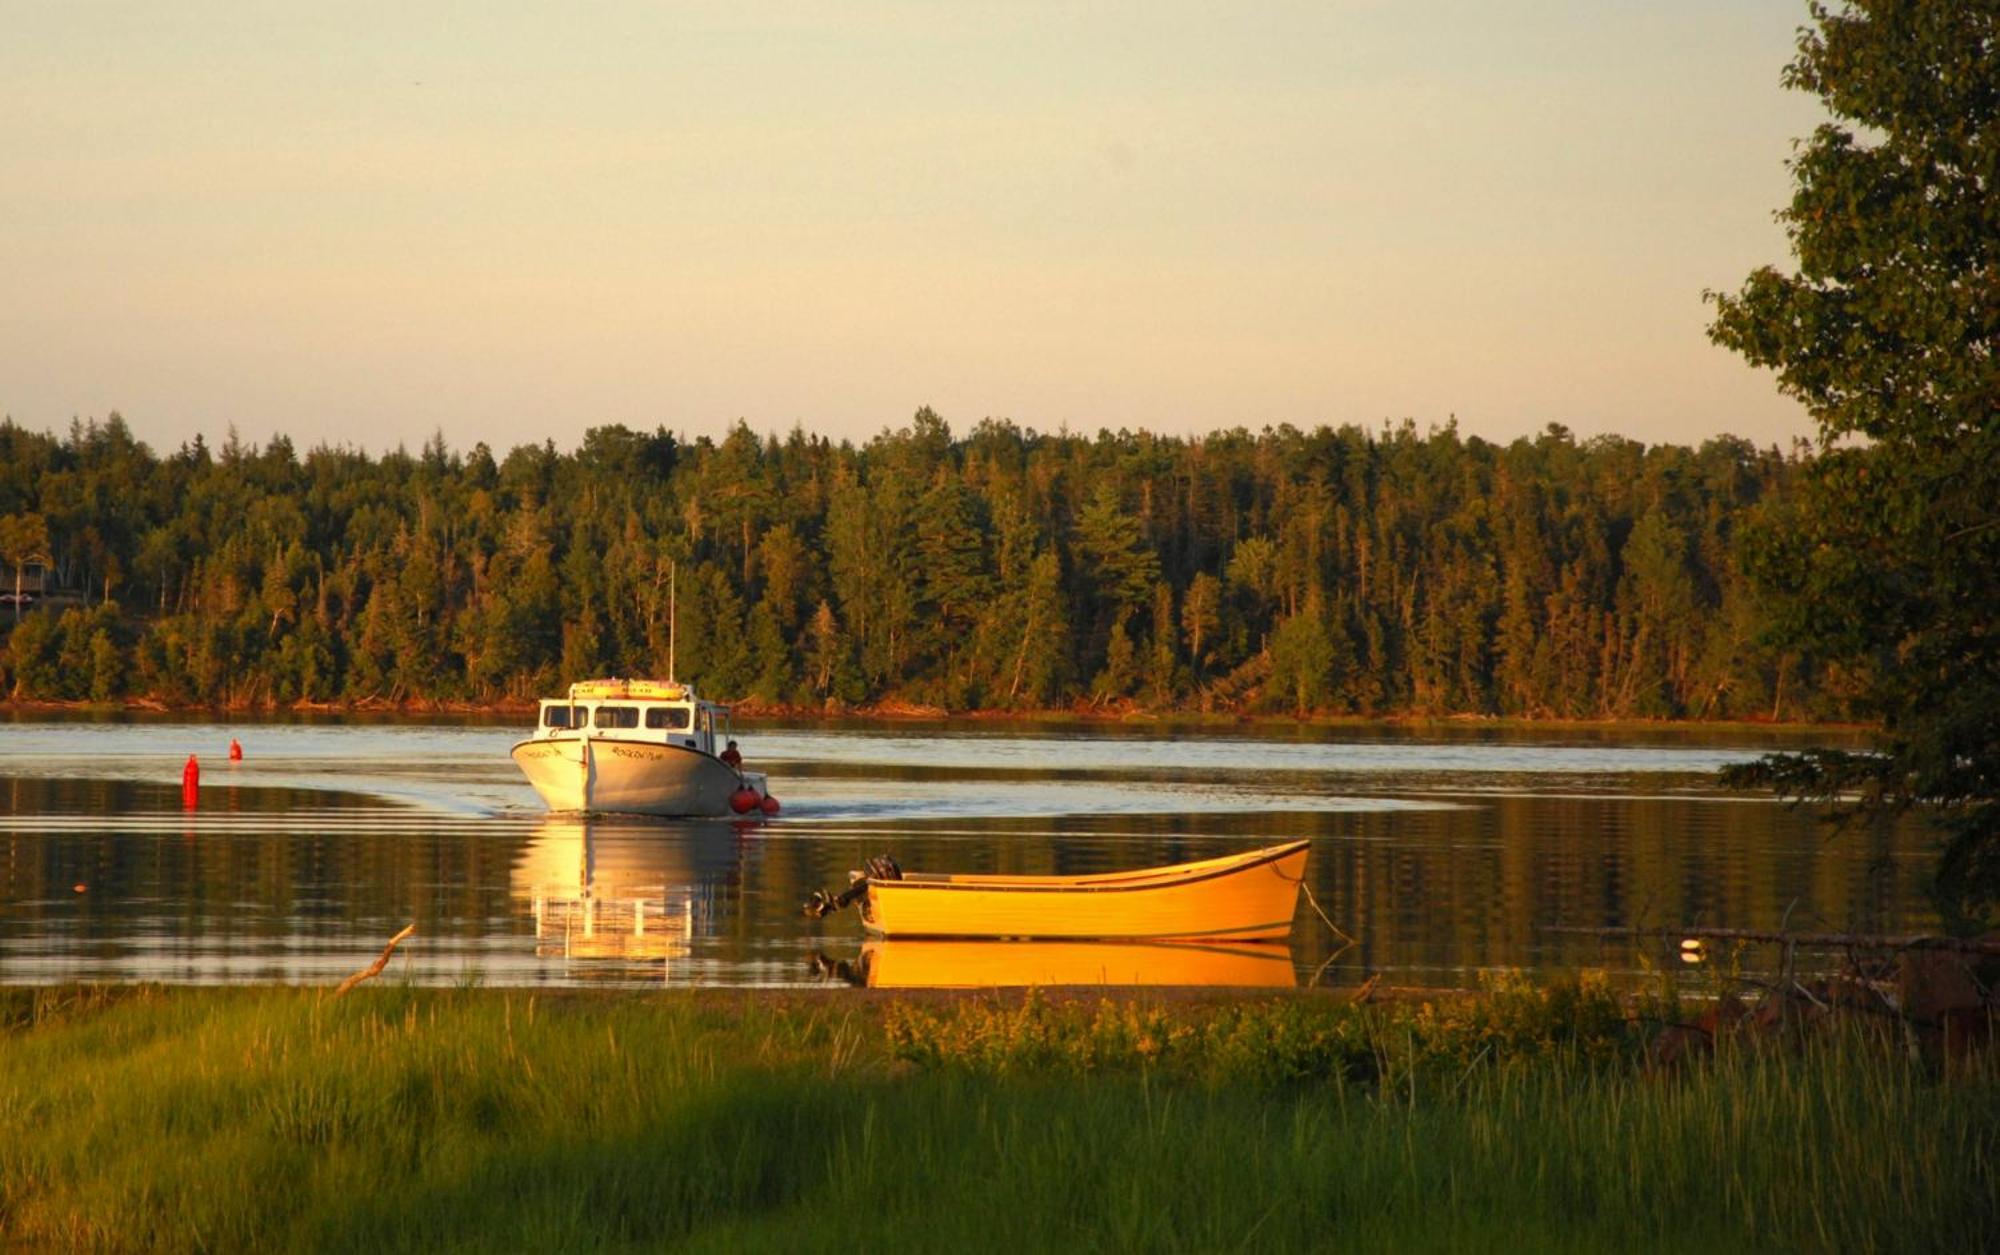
511 679 770 816
510 816 725 967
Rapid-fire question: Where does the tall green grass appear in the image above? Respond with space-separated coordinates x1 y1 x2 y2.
0 985 1991 1252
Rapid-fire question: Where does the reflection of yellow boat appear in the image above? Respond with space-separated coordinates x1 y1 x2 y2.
856 939 1297 988
843 841 1309 941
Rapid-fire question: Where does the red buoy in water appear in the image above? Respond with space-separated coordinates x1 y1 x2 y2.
228 738 243 761
729 787 759 815
182 754 200 808
758 794 781 816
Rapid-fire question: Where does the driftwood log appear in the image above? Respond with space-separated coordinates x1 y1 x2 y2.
332 924 417 997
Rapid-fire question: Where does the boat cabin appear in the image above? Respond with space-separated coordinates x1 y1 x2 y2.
532 679 732 758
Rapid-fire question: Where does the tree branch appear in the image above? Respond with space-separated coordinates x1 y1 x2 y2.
332 924 417 997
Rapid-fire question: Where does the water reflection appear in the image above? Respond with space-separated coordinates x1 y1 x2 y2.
508 817 739 980
815 939 1298 989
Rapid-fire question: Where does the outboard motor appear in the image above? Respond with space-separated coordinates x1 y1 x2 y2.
802 854 902 918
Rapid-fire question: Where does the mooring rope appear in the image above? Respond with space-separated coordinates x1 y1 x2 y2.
1277 864 1358 989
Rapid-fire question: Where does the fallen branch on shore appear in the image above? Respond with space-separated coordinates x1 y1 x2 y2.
332 924 417 997
1542 926 2000 954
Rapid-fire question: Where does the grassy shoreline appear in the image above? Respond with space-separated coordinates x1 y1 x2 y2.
2 983 1990 1252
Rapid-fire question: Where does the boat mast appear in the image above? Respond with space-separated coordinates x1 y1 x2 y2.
667 560 677 682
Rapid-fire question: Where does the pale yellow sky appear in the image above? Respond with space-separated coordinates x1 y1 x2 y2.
0 2 1823 454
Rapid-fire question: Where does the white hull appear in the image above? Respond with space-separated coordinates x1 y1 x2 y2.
511 737 766 817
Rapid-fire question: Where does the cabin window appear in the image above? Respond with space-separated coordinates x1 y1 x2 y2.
543 705 581 729
645 706 691 730
594 705 639 729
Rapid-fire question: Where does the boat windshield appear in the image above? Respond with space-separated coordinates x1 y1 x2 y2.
645 706 692 730
594 705 640 729
539 697 696 735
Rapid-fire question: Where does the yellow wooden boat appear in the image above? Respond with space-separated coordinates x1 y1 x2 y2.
851 939 1297 988
807 841 1309 941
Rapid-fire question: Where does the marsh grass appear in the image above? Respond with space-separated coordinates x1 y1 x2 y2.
0 984 1991 1252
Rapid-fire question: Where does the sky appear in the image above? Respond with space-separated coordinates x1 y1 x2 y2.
0 2 1828 457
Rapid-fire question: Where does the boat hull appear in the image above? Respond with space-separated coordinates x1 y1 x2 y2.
860 841 1309 941
511 737 762 817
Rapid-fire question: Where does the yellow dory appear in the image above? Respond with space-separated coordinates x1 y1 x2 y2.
806 841 1310 942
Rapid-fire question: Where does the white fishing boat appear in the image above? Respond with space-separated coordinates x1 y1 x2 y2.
511 678 775 817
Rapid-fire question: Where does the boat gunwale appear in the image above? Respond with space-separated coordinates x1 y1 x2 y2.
859 917 1300 941
867 840 1309 897
508 734 737 771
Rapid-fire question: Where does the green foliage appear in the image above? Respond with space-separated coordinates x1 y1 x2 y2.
5 609 60 699
882 975 1640 1089
1266 596 1341 715
0 412 1825 723
1708 2 2000 924
0 986 1991 1253
0 512 50 588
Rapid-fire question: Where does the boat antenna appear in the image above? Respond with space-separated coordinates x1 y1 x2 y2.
667 559 677 683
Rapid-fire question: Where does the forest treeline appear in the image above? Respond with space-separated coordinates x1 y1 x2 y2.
0 410 1851 720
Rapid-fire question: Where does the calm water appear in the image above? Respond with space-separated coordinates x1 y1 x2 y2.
0 717 1935 989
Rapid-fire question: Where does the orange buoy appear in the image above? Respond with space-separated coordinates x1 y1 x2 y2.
758 794 781 816
182 754 200 808
228 738 243 761
729 787 759 815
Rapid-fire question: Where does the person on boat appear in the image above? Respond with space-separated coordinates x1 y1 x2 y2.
719 739 743 770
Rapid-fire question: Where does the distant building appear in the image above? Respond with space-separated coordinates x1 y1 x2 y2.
4 560 49 607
